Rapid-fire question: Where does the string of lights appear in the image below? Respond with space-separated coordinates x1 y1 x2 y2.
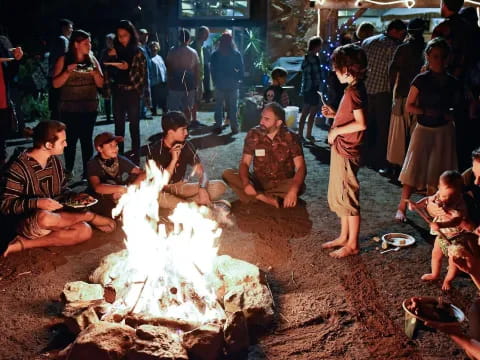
465 0 480 5
354 0 415 7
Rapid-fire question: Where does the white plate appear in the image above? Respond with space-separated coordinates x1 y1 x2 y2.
0 58 15 62
382 233 415 247
64 198 98 209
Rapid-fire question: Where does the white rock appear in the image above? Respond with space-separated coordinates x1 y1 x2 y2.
62 281 104 303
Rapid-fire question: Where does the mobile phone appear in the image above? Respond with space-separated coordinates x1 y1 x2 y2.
317 91 327 106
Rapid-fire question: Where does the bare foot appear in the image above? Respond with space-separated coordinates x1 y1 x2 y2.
442 279 453 291
321 237 347 249
395 209 407 222
89 214 116 233
421 273 439 281
3 236 26 257
257 194 280 208
329 246 359 258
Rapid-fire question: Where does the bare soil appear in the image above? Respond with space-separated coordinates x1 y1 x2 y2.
0 114 477 360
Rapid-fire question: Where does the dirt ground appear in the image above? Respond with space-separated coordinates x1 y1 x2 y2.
0 112 478 360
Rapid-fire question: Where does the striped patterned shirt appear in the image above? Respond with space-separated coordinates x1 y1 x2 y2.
0 151 66 215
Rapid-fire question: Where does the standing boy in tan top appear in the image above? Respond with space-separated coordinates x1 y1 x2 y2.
321 44 368 258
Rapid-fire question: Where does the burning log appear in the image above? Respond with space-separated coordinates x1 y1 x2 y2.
58 161 276 358
124 314 203 332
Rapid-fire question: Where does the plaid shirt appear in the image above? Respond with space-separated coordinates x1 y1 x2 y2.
362 34 402 95
116 49 151 107
300 53 322 94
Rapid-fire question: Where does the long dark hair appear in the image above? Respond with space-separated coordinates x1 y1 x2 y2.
114 20 139 50
65 29 93 66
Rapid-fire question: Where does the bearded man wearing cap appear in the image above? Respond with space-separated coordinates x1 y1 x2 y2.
86 132 145 217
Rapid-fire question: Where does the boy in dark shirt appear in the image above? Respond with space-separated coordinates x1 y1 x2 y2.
264 67 289 108
147 111 226 209
87 132 145 217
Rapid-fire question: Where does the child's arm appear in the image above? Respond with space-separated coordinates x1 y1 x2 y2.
88 176 127 196
130 167 146 186
327 107 367 145
434 215 463 229
405 85 423 115
408 196 429 211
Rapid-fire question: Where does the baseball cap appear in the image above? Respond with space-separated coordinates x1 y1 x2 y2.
94 132 124 148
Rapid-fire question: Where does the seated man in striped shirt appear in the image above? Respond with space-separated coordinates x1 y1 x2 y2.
0 120 115 257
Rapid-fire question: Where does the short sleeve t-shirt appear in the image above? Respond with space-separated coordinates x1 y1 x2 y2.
243 125 303 186
411 70 460 127
332 82 367 158
87 154 136 186
147 139 200 184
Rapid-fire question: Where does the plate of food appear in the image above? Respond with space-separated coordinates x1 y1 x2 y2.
403 296 465 326
382 233 415 247
63 194 98 209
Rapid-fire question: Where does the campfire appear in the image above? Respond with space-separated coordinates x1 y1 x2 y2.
56 160 275 360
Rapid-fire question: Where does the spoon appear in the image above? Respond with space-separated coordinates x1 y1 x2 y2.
381 246 400 254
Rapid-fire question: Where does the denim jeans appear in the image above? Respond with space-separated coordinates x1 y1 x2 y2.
214 88 239 131
113 88 140 163
61 111 97 175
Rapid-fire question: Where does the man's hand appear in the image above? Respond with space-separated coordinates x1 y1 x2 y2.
197 187 211 206
423 320 463 336
452 249 480 275
12 47 23 61
283 188 298 208
244 183 257 196
170 143 183 163
37 198 63 211
327 128 338 145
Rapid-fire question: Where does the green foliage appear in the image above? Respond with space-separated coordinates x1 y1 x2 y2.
244 28 263 55
21 94 50 122
254 53 271 74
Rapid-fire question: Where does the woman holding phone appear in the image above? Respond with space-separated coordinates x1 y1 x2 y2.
106 20 149 165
